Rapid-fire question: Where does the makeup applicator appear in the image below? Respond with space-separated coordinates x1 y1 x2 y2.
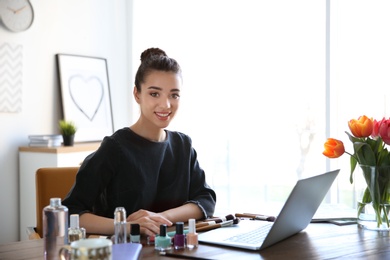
206 214 235 223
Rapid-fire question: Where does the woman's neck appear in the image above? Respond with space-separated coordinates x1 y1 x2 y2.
130 121 166 142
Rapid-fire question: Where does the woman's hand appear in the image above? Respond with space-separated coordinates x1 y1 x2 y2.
126 209 172 236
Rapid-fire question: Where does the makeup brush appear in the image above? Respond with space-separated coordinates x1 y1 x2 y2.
169 218 239 236
196 219 234 232
195 221 216 228
205 214 235 223
235 213 276 222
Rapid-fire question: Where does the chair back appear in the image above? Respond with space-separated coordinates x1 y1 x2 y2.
35 167 79 238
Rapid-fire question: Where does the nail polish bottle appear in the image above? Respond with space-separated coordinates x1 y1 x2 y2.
155 224 172 251
147 235 155 245
186 218 198 249
68 214 85 243
130 223 140 243
173 222 185 249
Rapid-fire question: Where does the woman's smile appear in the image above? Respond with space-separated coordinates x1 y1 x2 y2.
155 111 171 121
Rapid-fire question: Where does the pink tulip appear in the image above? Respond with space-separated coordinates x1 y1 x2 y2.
378 118 390 145
371 118 385 138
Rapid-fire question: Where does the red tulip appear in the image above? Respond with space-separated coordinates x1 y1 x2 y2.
378 118 390 145
348 115 373 138
323 138 345 158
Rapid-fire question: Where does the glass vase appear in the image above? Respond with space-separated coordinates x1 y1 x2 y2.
356 165 390 231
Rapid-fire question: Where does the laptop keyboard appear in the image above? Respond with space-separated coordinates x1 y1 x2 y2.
224 223 273 244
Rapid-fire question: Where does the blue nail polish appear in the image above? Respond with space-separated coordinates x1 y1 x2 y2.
130 223 140 243
155 224 172 251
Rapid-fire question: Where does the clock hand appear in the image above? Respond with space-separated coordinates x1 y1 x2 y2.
7 6 17 13
15 6 27 14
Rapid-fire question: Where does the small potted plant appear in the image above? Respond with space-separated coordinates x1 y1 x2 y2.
59 120 77 146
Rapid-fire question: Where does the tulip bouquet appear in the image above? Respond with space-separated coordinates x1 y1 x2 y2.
323 115 390 229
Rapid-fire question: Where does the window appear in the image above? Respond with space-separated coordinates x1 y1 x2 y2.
131 0 390 215
329 0 390 207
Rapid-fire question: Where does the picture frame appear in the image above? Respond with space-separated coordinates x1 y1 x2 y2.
56 54 114 142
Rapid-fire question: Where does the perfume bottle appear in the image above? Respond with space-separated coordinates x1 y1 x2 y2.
130 223 140 243
68 214 85 243
186 218 198 249
114 207 127 244
173 222 185 249
43 198 68 259
155 224 172 251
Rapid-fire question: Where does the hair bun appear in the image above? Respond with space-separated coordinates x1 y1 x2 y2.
140 48 167 62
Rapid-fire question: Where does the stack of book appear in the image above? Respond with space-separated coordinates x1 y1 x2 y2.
28 134 63 147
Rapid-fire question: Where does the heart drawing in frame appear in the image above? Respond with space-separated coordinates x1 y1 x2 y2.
68 75 104 121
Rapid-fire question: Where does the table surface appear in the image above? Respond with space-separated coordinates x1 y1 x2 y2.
1 223 390 260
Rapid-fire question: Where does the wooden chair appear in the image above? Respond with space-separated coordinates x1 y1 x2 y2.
27 167 79 239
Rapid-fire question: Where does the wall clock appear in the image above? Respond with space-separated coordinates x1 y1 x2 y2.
0 0 34 32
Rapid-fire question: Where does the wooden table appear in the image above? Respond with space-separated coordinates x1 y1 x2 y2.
1 223 389 259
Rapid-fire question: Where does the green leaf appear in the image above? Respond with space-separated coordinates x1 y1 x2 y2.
345 131 360 143
59 120 77 136
350 156 357 184
378 149 390 166
353 141 376 166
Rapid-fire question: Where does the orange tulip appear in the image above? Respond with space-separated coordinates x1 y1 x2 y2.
348 115 373 138
323 138 345 158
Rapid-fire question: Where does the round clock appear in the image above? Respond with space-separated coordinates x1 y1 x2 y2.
0 0 34 32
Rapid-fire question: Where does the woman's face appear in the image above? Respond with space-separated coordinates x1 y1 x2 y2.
134 70 182 129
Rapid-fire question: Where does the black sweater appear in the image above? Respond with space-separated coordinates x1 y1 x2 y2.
62 127 216 219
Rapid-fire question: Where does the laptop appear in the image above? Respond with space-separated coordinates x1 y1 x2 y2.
198 169 340 250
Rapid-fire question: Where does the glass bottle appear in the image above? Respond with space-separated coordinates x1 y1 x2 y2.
155 224 171 251
68 214 85 243
130 223 140 243
186 218 198 249
173 222 185 249
114 207 127 244
43 198 68 259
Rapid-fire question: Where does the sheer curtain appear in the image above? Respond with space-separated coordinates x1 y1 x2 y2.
130 0 390 214
330 0 390 207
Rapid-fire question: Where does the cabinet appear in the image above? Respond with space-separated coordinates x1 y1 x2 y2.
18 143 100 240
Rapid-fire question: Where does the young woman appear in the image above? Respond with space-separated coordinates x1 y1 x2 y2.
62 48 216 237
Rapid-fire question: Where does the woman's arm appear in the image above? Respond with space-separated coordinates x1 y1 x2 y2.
80 213 117 235
159 203 204 223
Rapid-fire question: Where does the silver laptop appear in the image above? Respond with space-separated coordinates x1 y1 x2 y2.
198 169 340 250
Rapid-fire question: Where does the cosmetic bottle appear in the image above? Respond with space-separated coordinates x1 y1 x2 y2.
68 214 86 243
155 224 172 251
43 198 68 259
186 218 198 249
130 223 141 243
114 207 127 244
173 222 186 249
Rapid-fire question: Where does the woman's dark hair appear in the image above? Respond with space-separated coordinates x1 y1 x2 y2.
134 47 182 92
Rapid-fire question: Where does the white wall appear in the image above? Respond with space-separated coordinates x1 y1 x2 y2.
0 0 132 243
